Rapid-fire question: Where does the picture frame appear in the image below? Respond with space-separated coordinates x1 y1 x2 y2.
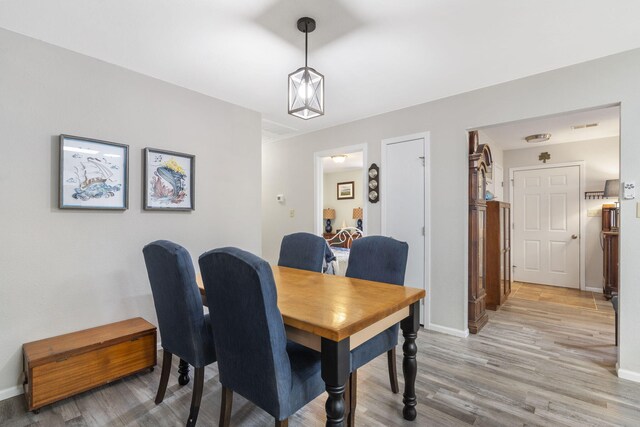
337 181 355 200
59 134 129 210
144 148 195 210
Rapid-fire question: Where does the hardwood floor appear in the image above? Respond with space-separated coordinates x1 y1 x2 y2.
2 288 636 426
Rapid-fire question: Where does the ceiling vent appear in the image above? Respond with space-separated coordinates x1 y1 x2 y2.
571 122 599 130
524 133 551 143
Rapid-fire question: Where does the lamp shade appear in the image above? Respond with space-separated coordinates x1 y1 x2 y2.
352 207 363 220
604 179 620 198
288 67 324 119
323 208 336 220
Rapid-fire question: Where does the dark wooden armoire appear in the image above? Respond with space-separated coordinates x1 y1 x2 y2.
468 131 492 334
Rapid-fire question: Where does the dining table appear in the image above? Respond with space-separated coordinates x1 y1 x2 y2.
196 265 425 426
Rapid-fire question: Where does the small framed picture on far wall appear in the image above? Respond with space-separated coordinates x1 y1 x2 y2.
337 181 355 200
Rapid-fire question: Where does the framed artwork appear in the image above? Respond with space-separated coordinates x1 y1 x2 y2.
337 181 355 200
59 134 129 210
144 148 195 210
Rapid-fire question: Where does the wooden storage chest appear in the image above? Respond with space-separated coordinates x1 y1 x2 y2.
23 317 156 412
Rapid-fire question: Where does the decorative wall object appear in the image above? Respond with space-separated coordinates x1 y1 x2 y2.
337 181 355 200
539 152 550 163
144 148 195 210
59 134 129 210
368 163 379 203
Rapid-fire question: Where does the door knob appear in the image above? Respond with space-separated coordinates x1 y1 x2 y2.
571 234 578 239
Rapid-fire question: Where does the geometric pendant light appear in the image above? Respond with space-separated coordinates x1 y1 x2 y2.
288 17 324 119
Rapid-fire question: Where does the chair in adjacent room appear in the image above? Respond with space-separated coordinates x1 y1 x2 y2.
278 232 331 272
345 235 409 425
198 247 325 427
142 240 217 427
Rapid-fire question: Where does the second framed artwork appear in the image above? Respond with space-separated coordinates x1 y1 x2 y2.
144 148 195 210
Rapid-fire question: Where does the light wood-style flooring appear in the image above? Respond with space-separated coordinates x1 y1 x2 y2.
2 284 637 426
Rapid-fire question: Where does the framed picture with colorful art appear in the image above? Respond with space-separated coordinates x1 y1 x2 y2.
59 134 129 210
143 148 195 210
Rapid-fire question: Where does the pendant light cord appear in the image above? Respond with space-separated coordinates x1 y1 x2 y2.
304 21 308 68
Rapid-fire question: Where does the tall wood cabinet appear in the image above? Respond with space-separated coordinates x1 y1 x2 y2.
486 201 511 310
468 131 492 334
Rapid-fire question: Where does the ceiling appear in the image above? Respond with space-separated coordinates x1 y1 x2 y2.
479 105 620 151
1 1 639 142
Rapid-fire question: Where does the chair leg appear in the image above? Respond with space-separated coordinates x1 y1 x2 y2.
186 367 205 427
275 418 288 427
347 370 357 427
219 386 233 427
387 347 399 393
155 350 173 404
344 372 351 422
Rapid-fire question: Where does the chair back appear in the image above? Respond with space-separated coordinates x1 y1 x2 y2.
142 240 214 367
346 236 409 285
278 232 327 272
199 247 291 417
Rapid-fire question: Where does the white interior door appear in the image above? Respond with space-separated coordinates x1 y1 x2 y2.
512 166 580 288
383 137 426 323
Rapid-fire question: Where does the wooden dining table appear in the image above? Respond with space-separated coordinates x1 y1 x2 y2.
196 266 425 426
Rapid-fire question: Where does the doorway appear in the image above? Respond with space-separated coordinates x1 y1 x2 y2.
313 144 368 236
382 133 430 326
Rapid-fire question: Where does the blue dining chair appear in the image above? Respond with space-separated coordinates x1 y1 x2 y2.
143 240 217 427
345 236 409 425
278 232 330 272
198 247 326 427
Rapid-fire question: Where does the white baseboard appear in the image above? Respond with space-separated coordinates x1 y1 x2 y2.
0 385 23 402
586 286 603 293
427 323 469 338
617 364 640 383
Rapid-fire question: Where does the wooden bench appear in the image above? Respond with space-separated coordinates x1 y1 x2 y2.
23 317 157 412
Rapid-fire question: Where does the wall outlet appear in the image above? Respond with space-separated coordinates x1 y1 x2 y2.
587 208 601 217
289 209 295 218
637 202 640 218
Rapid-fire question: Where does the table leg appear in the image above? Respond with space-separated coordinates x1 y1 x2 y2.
321 337 350 427
400 301 420 421
178 359 190 386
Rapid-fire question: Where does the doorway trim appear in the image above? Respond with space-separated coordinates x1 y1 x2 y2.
313 143 369 237
381 132 431 328
508 161 587 290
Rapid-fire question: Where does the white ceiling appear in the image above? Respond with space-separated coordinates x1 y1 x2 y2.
1 1 640 142
322 151 364 173
479 105 620 151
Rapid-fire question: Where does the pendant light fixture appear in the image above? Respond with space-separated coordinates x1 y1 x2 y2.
288 17 324 120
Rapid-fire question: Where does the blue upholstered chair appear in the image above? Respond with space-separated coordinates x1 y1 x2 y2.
198 247 325 427
142 240 216 427
278 232 329 272
345 236 409 425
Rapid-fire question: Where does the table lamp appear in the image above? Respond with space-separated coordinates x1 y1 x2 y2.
323 208 336 233
353 207 363 231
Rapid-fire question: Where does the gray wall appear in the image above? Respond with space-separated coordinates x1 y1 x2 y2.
503 137 619 288
262 49 640 379
0 29 262 397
